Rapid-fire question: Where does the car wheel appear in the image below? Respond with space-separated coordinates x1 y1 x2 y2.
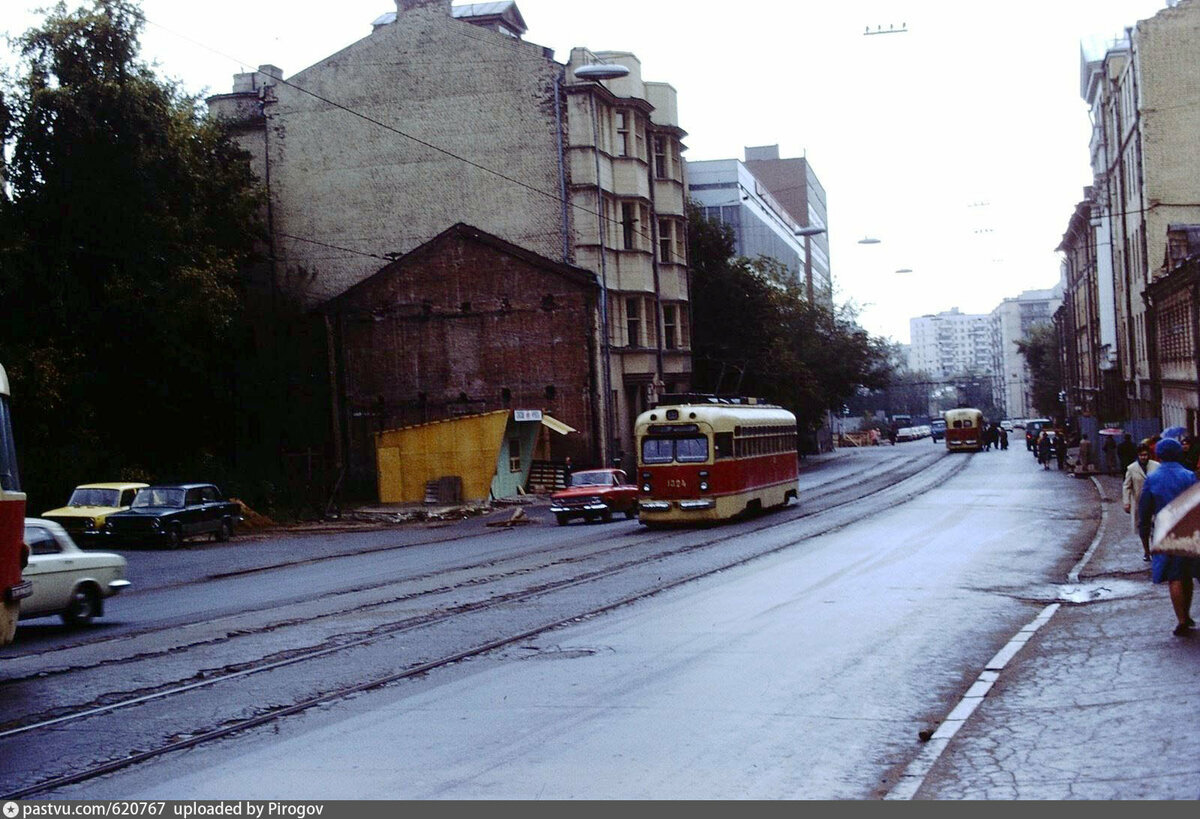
555 514 569 526
602 509 613 522
624 507 636 519
166 525 183 549
215 519 232 542
62 586 99 626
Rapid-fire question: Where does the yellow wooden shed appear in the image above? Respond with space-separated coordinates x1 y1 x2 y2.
374 409 575 503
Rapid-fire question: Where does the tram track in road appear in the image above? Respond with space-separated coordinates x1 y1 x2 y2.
1 448 967 799
1 447 946 682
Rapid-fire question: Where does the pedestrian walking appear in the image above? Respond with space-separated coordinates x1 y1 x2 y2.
1037 431 1052 470
1182 435 1200 473
1102 434 1118 474
1054 433 1068 470
1077 433 1093 473
1137 437 1199 636
999 428 1009 450
1117 433 1137 473
1123 441 1159 560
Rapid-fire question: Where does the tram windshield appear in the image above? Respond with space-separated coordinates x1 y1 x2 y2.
641 436 709 464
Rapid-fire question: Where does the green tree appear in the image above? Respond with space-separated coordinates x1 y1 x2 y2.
0 0 263 510
686 203 893 436
1016 323 1062 419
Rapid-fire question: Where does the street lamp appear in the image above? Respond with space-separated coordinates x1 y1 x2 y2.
795 225 827 303
578 60 630 466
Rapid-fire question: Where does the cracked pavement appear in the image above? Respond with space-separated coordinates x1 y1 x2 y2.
911 471 1200 800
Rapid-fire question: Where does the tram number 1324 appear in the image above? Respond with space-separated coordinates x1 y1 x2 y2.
634 396 800 525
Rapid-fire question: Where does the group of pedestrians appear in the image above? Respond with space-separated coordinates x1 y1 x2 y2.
1034 430 1068 470
981 423 1008 451
1118 432 1200 637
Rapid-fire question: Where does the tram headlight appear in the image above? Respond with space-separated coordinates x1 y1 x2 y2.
642 484 651 493
699 481 709 491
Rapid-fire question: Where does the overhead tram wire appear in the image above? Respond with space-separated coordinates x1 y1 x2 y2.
138 10 662 253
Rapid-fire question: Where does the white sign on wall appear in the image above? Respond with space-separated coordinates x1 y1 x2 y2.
514 410 543 422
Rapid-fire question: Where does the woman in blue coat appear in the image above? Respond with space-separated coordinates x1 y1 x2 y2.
1137 437 1198 636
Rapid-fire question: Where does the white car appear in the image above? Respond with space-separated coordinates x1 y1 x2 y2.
20 518 130 626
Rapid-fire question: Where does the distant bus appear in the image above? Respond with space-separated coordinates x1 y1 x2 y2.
635 395 799 525
944 407 984 453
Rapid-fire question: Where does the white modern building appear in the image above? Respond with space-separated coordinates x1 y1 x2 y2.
990 287 1062 420
686 158 811 289
908 309 995 380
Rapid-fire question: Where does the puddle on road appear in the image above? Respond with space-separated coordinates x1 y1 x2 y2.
1053 578 1150 603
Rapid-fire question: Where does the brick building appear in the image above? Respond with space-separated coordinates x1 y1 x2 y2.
320 223 599 494
1146 225 1200 434
206 0 691 483
1080 0 1200 427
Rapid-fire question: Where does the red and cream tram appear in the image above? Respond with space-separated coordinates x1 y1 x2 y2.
943 407 985 453
635 395 799 525
0 363 30 645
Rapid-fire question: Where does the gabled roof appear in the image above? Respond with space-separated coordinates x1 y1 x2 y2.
321 222 597 310
373 2 527 36
453 2 527 35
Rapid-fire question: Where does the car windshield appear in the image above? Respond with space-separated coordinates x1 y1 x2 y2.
67 488 120 507
132 488 185 508
569 471 614 487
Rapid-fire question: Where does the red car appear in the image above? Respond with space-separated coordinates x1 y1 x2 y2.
549 468 639 525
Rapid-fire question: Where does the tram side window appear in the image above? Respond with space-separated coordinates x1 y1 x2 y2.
715 432 734 459
0 398 18 492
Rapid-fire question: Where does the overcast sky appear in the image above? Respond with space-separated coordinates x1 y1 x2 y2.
1 0 1173 343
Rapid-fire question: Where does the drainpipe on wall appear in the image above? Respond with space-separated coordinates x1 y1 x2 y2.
1112 75 1138 421
554 71 570 264
1193 277 1200 435
1129 26 1153 418
646 134 666 394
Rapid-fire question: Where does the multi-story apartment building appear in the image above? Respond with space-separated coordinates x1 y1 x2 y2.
1056 190 1123 426
742 146 832 306
990 289 1061 421
685 158 812 288
561 46 691 462
909 309 995 382
206 0 690 474
1083 0 1200 427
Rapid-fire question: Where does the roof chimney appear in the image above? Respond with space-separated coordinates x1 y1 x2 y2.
396 0 452 13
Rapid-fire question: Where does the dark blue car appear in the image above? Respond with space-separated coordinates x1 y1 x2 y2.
103 483 241 548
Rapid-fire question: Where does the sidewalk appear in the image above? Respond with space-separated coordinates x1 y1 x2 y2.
910 469 1200 799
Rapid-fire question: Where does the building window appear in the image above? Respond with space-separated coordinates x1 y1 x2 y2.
615 110 630 157
622 202 637 250
626 297 641 347
509 438 522 473
658 219 673 262
654 136 668 179
663 304 678 349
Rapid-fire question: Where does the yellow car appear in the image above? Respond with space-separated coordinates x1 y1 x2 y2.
42 482 149 544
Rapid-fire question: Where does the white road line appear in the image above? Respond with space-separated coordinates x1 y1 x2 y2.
885 474 1105 799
